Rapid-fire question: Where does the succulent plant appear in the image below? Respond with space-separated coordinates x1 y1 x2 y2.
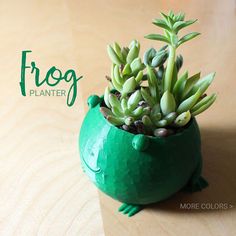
101 11 216 137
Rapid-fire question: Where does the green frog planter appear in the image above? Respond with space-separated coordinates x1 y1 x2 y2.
79 11 216 217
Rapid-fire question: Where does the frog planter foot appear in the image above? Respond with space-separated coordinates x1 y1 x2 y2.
118 203 143 217
79 95 208 217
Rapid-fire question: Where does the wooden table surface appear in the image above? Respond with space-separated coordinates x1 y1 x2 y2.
0 0 235 235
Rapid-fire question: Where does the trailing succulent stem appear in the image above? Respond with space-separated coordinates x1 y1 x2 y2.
100 11 216 137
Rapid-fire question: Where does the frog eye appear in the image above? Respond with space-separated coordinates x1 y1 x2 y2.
132 134 149 152
87 95 101 108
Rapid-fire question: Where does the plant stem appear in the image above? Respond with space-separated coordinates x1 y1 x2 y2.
164 45 176 91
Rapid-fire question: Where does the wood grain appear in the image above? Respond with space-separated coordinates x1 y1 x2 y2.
0 1 104 235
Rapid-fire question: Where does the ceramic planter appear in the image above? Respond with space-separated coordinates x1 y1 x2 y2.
79 95 208 216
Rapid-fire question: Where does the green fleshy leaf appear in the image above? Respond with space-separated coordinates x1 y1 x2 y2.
122 77 137 95
152 19 171 31
160 91 176 115
160 12 171 26
114 65 124 85
181 72 201 99
132 106 144 118
130 58 145 74
173 71 188 103
173 19 197 33
107 45 123 65
164 112 177 124
113 42 124 62
134 71 143 84
151 51 167 67
174 111 191 127
126 45 139 64
141 87 156 107
125 117 134 125
155 119 168 127
142 115 154 127
121 47 129 62
127 90 142 110
175 12 185 21
112 106 124 117
187 72 215 97
143 48 156 66
122 63 132 76
178 32 200 47
191 93 216 112
147 66 160 102
121 98 128 112
191 94 217 115
104 86 111 108
177 88 202 114
109 94 121 110
100 107 114 117
144 34 170 44
107 115 124 126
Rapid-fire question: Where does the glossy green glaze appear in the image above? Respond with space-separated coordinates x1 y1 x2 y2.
79 96 207 206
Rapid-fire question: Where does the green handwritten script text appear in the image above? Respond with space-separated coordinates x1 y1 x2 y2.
20 50 82 107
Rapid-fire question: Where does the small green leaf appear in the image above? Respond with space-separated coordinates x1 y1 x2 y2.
141 87 156 107
100 107 114 118
134 71 143 84
126 45 139 64
155 119 168 127
132 106 144 118
113 42 124 62
178 32 200 47
191 93 217 114
121 47 129 62
152 19 171 31
175 12 185 21
142 115 154 127
164 112 177 124
160 91 176 115
174 111 191 127
107 45 123 65
130 58 145 74
121 98 128 112
114 65 124 85
122 63 132 76
109 94 121 109
125 117 134 125
177 88 202 113
104 86 111 108
151 51 167 67
128 90 142 110
187 72 215 97
147 66 160 102
173 19 197 33
181 72 201 99
173 71 188 103
160 12 171 26
144 34 170 44
191 95 216 116
143 48 156 66
107 115 124 126
122 77 137 95
112 106 124 117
